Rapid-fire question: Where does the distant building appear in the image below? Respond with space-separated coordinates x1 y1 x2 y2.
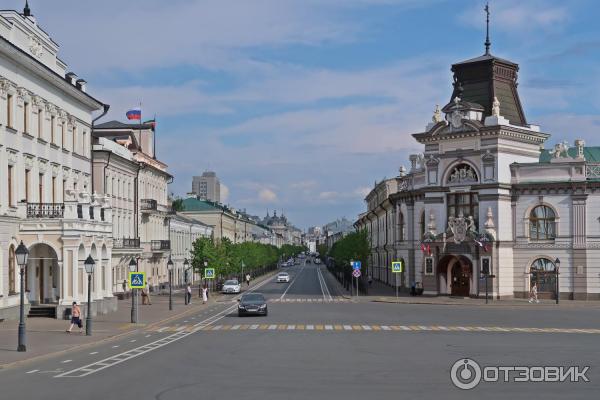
191 171 220 203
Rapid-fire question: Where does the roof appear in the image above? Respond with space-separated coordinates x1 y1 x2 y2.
453 53 518 67
539 147 600 163
181 197 222 212
171 212 212 228
95 120 154 130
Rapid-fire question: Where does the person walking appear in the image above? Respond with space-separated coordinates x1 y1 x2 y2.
529 282 539 303
122 279 127 294
202 285 208 304
186 284 192 305
145 281 152 305
368 275 373 286
245 273 251 287
66 302 83 334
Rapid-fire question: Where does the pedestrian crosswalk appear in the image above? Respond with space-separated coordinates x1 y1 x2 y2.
148 323 600 335
270 298 351 303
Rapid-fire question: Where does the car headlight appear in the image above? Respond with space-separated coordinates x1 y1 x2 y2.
259 304 267 309
238 305 245 309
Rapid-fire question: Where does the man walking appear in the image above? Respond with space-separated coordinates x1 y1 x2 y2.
143 281 152 305
66 302 83 334
529 282 539 303
245 273 251 287
186 284 192 305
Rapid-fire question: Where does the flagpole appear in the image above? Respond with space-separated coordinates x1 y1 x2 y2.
139 102 142 154
153 113 157 160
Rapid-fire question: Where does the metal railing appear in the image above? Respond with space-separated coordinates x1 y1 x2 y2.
140 199 158 211
113 238 141 249
151 240 171 251
27 203 64 218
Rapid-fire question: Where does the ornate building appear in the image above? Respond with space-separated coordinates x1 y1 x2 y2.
356 42 600 300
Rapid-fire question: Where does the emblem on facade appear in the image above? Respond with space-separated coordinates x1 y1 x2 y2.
29 36 44 59
0 78 12 98
447 163 478 184
448 214 474 244
450 111 463 129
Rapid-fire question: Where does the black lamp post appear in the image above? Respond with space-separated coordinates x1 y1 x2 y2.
183 258 190 305
129 258 138 323
555 258 561 305
16 241 29 352
201 259 208 296
84 255 95 336
167 256 173 311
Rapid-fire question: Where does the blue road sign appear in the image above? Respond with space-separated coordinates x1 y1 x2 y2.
129 272 145 289
352 261 361 270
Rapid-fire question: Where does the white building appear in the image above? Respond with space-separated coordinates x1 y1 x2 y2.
356 44 600 300
169 214 212 286
0 6 115 320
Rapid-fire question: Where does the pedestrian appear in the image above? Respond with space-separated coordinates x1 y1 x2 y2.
410 281 416 296
122 279 127 293
145 281 152 305
245 273 251 287
368 275 373 286
186 284 192 305
529 282 539 303
202 285 208 304
66 301 83 334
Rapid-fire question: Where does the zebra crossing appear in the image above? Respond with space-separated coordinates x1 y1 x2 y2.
147 323 600 335
270 297 352 303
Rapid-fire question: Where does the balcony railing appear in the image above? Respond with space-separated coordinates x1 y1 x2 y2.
151 240 171 251
113 238 141 249
27 203 65 219
140 199 158 211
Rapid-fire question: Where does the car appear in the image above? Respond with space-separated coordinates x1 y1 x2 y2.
238 293 268 316
221 279 241 294
314 258 321 264
277 272 290 283
306 258 311 264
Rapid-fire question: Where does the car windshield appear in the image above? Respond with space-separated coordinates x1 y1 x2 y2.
278 273 288 276
224 280 238 285
242 294 265 302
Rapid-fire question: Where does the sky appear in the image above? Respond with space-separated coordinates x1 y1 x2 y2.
9 0 600 229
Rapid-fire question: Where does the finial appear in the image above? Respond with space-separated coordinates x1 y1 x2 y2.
484 2 491 55
23 1 31 17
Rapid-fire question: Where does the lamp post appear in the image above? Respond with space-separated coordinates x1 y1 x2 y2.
203 259 208 295
167 256 173 311
183 258 190 305
15 241 29 352
129 258 138 323
84 255 95 336
555 258 561 305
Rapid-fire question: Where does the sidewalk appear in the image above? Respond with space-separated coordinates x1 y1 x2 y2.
0 270 277 369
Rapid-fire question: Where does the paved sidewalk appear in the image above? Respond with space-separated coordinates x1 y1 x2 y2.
0 271 277 369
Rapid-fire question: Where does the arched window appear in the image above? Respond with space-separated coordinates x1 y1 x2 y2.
530 258 557 292
398 212 404 242
9 245 16 294
419 211 426 238
529 205 556 240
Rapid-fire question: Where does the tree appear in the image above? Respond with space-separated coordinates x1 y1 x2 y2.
171 198 184 212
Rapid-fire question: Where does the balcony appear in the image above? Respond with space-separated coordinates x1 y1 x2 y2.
113 238 141 249
27 203 65 219
151 240 171 251
140 199 158 212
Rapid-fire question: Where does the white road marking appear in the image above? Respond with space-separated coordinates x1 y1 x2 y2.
306 325 315 330
89 352 98 355
280 264 306 300
381 325 392 331
61 360 72 364
112 345 119 348
316 266 333 301
130 339 137 343
145 335 151 338
26 369 39 374
343 325 353 331
250 324 259 330
325 325 333 330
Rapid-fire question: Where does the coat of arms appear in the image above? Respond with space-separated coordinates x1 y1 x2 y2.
448 215 474 244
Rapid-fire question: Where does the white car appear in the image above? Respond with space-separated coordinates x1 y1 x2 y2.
277 272 290 283
222 279 241 294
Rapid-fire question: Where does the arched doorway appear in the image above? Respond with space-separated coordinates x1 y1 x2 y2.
27 243 60 305
529 258 557 299
438 255 473 297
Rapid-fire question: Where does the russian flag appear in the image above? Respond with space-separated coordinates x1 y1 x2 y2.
126 107 141 120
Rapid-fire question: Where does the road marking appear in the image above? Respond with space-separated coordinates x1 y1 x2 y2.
61 360 72 364
325 325 333 330
280 264 306 300
268 324 277 330
112 345 119 348
89 352 98 355
316 266 333 301
306 325 314 330
130 339 137 343
145 335 151 338
26 369 39 374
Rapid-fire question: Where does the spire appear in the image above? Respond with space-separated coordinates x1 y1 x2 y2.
484 2 491 55
23 0 31 17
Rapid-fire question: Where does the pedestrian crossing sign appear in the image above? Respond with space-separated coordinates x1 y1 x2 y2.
392 261 403 273
204 268 216 279
129 272 146 289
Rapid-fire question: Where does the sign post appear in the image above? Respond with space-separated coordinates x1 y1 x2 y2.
204 268 216 280
351 261 361 297
392 261 403 300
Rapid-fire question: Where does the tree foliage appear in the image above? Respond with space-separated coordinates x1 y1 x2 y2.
328 230 369 272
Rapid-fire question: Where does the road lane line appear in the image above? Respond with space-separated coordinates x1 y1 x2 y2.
26 369 39 374
280 263 306 300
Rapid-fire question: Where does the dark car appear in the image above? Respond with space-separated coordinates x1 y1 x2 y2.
238 293 268 317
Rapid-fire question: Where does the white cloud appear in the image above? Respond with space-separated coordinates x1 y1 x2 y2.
258 188 278 203
290 180 318 190
318 191 340 200
354 186 372 198
220 184 230 203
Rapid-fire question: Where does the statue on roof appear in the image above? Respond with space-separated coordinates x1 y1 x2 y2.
432 105 442 123
491 96 500 117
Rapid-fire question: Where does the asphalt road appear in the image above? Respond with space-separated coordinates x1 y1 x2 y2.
1 258 599 399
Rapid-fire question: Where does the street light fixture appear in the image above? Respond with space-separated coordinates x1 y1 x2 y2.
183 258 190 305
84 255 95 336
203 259 208 294
129 258 138 323
167 256 174 311
555 257 561 305
15 241 29 352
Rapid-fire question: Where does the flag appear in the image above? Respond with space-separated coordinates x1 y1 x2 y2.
126 107 142 120
143 119 156 130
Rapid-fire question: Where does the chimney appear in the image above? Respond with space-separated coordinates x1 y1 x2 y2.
65 72 78 86
76 79 87 92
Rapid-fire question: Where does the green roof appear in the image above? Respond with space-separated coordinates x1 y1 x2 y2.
539 147 600 163
181 198 222 212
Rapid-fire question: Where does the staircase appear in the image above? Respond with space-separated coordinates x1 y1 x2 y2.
28 305 57 318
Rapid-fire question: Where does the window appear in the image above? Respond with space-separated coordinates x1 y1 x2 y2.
530 258 557 293
82 131 87 156
72 126 77 153
23 101 30 133
51 116 55 143
419 211 425 238
63 179 67 201
39 173 44 202
61 123 66 148
38 108 43 138
529 205 556 240
425 257 434 275
8 165 13 206
447 192 479 227
52 176 56 203
25 169 30 202
7 94 13 127
9 245 16 294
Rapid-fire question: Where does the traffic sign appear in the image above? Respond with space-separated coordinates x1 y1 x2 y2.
392 261 403 273
204 268 216 279
129 272 145 289
352 269 361 278
351 261 361 270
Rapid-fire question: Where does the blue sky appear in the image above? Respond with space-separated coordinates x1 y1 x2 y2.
12 0 600 228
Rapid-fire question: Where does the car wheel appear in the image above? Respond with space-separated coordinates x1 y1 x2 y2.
238 311 243 317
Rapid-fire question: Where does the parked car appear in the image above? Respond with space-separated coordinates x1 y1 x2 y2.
238 293 268 316
222 279 241 294
277 272 290 283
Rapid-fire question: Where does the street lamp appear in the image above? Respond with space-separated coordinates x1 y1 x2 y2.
84 255 95 336
183 258 190 305
555 258 561 305
167 256 174 311
15 241 29 352
203 259 208 294
129 258 138 323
